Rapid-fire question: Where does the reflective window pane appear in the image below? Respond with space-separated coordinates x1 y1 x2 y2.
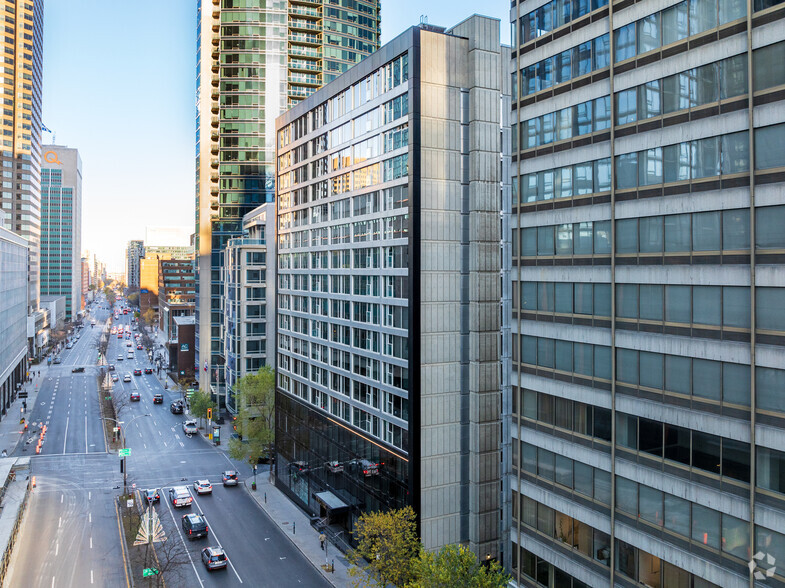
692 211 721 251
664 214 691 252
692 359 721 400
723 208 750 250
755 123 785 170
614 23 636 62
639 216 663 252
755 205 785 249
637 13 660 54
723 286 750 328
692 503 721 549
693 286 721 326
722 362 750 406
665 285 691 322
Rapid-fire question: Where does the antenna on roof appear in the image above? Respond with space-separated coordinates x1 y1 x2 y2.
420 15 428 25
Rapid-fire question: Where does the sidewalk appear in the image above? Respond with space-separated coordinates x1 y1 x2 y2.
242 474 352 587
0 367 47 458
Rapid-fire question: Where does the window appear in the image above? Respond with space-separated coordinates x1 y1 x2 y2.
755 124 785 170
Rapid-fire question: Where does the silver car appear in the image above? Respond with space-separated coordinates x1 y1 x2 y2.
183 421 198 435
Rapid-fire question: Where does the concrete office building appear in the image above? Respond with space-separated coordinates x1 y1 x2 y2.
274 15 507 557
139 247 193 318
125 240 144 289
0 225 28 416
40 146 82 323
194 0 381 409
0 0 43 314
508 0 785 585
222 202 274 414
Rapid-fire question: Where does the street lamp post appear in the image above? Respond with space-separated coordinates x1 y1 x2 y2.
101 414 150 494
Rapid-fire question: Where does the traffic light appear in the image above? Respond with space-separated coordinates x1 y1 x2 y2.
207 408 212 421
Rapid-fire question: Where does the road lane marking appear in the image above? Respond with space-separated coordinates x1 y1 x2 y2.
58 516 61 528
162 497 205 588
90 536 93 549
60 494 63 503
89 512 92 523
91 570 93 584
55 542 58 555
63 417 69 454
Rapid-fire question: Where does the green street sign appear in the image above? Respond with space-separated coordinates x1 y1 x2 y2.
119 448 131 457
142 568 159 577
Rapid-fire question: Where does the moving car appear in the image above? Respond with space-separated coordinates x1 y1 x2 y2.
108 364 115 371
53 357 61 364
136 344 143 350
123 374 132 382
117 355 123 361
170 401 184 414
182 513 208 540
111 374 119 382
168 486 192 508
193 480 212 495
222 471 238 486
71 367 85 373
144 367 152 374
133 369 142 376
183 421 198 435
126 341 132 347
201 546 227 570
143 488 160 504
153 393 163 404
130 392 141 401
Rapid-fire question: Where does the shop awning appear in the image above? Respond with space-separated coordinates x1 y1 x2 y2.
314 490 349 513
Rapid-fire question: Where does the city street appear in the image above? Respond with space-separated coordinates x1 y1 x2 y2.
5 299 329 588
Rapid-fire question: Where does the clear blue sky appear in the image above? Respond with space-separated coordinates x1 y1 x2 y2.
43 1 508 273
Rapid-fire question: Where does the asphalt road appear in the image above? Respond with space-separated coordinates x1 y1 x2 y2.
6 297 329 588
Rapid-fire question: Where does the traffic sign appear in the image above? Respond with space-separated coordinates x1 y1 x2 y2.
119 448 131 456
142 568 159 577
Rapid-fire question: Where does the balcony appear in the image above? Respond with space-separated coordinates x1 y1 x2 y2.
288 59 320 72
289 45 321 59
211 74 219 87
210 158 219 168
288 86 313 99
288 19 321 32
288 6 320 18
211 116 219 128
290 0 321 7
288 73 321 87
288 33 320 46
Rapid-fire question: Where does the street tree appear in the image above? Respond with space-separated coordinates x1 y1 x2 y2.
142 308 155 326
228 366 275 475
189 389 214 429
103 287 116 306
127 292 140 307
409 544 510 588
348 505 420 588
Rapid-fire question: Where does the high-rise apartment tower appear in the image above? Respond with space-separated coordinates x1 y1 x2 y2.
0 0 44 313
509 0 785 585
195 0 381 408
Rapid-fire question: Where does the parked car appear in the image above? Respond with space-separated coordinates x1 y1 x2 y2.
153 393 163 404
168 486 192 508
183 421 198 435
222 471 238 486
182 513 208 540
193 480 212 495
201 546 227 570
170 401 184 414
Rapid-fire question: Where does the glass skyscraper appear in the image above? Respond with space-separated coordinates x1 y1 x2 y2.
40 146 82 323
509 0 785 586
195 0 380 410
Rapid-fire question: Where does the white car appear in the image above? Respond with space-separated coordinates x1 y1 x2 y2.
168 486 193 508
193 480 212 495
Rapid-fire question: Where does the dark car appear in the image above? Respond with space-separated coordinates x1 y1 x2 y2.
136 344 143 350
143 488 160 504
144 367 152 374
130 392 141 401
108 364 115 371
170 401 184 414
153 393 163 404
182 513 208 540
201 546 227 570
133 369 142 376
71 367 85 373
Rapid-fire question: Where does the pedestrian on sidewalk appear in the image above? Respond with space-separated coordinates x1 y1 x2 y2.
319 532 326 550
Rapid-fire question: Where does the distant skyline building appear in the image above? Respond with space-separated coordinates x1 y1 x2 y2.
195 0 382 405
508 0 785 586
274 15 506 557
125 240 144 289
0 0 44 314
40 145 82 322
